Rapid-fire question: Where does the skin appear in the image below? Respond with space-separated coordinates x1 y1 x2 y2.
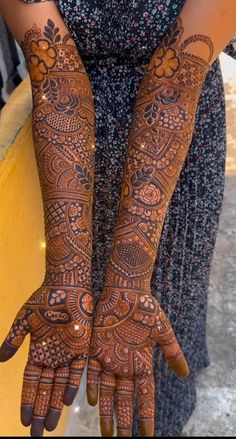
0 0 236 437
86 1 236 437
0 0 95 436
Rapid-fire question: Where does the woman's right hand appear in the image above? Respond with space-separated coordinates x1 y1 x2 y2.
0 285 93 436
0 3 95 436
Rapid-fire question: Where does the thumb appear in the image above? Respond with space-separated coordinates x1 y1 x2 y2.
151 304 189 378
0 307 31 362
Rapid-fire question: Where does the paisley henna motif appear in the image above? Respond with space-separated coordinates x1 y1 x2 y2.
0 19 95 436
87 18 213 437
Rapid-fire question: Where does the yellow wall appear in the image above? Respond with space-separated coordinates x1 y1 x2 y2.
0 77 68 436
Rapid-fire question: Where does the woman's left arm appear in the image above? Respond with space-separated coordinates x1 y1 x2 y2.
87 1 236 437
105 0 236 293
107 0 236 292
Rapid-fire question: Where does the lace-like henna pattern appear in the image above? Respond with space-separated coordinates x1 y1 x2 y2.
0 19 95 435
87 18 213 436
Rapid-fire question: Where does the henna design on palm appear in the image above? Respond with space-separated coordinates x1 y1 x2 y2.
88 287 187 438
87 18 213 437
7 286 92 431
0 19 95 436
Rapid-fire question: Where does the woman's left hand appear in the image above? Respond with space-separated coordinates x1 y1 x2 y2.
86 286 189 437
86 16 212 438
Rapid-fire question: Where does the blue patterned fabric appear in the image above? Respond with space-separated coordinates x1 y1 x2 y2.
0 16 27 108
20 0 235 436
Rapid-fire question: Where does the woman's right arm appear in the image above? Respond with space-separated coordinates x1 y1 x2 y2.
0 1 95 436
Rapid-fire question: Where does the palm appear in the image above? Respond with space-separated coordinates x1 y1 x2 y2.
24 286 92 367
87 287 188 437
91 289 170 374
0 285 93 435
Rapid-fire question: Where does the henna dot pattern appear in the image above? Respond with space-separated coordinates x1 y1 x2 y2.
88 17 213 437
0 18 95 436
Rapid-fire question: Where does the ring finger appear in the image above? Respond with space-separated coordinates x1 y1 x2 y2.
45 366 69 432
30 368 54 437
116 378 134 437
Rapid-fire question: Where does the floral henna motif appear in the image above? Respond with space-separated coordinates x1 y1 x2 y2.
105 17 213 294
88 288 185 437
148 47 179 79
8 287 92 368
88 18 213 437
0 19 95 437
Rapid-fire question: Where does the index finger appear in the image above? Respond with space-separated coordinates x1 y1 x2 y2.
116 378 134 437
21 363 42 427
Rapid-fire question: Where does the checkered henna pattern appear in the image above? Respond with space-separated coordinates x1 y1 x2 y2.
0 19 95 436
87 17 213 437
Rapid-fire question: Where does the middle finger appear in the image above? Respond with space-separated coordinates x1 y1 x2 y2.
116 378 134 437
100 371 116 437
135 371 155 437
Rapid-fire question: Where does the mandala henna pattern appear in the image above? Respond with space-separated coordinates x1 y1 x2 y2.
88 18 213 436
0 19 95 435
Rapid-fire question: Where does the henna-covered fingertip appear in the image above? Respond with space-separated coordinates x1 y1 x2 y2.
0 341 18 362
87 383 98 406
100 417 114 437
21 405 33 427
30 418 45 437
45 408 61 431
117 428 132 437
63 386 78 406
140 419 155 437
167 355 190 378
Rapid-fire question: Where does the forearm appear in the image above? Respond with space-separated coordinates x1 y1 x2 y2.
2 1 95 289
26 21 94 287
105 0 236 294
20 19 95 288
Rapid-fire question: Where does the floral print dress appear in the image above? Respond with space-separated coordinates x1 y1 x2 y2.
21 0 236 436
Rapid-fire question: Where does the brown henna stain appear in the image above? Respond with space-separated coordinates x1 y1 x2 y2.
87 17 213 436
0 19 95 434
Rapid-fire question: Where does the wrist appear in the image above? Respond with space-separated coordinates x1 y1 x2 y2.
104 265 151 296
104 232 155 295
43 253 92 289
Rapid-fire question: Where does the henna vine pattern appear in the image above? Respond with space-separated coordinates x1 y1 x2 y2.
87 18 213 437
0 19 95 437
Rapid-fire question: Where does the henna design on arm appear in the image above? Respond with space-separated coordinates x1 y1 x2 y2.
0 19 95 436
87 18 213 437
107 18 213 293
